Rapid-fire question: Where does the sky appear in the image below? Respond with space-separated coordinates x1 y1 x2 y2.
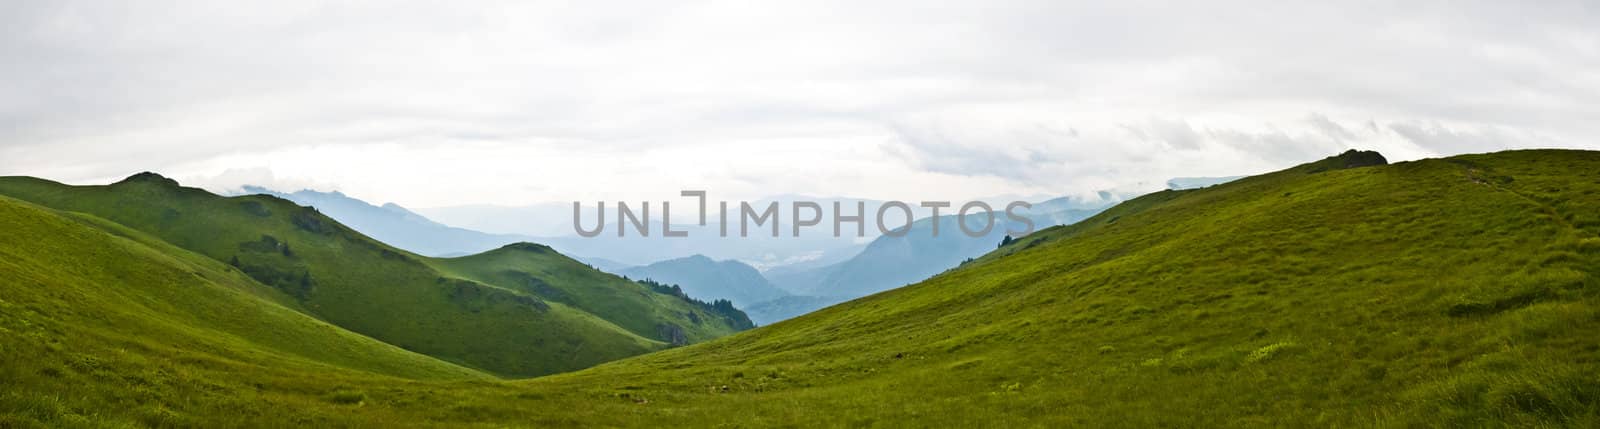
2 0 1597 208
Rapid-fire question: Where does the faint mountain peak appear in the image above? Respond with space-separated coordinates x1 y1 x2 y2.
236 184 536 257
622 255 788 308
1166 176 1245 190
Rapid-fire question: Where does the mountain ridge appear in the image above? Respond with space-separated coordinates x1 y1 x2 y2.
0 173 750 377
619 254 790 311
237 185 537 257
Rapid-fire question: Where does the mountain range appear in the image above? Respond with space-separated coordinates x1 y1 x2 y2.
754 194 1118 319
238 186 538 257
239 184 1124 325
620 255 790 309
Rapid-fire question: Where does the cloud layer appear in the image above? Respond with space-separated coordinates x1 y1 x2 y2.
2 0 1596 207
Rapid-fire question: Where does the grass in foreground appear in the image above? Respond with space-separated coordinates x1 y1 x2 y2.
3 149 1599 427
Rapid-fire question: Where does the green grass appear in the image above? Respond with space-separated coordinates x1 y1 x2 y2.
3 149 1599 427
0 174 747 378
0 194 486 426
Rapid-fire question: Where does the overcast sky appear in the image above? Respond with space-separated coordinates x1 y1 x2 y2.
2 1 1597 207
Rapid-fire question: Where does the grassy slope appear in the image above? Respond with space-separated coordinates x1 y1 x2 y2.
514 149 1600 427
0 175 742 377
427 244 748 345
0 195 491 426
2 149 1597 427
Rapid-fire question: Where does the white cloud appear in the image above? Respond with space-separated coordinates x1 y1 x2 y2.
1 0 1597 207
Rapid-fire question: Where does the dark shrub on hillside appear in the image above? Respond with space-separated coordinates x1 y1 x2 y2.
238 200 272 217
636 279 754 330
291 209 338 235
503 271 571 304
1305 149 1388 174
239 235 283 253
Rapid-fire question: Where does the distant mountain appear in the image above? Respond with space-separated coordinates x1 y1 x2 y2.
573 255 637 274
764 250 855 294
417 195 937 238
239 186 535 257
621 255 789 308
1166 176 1245 190
258 183 1116 326
743 295 851 326
745 200 1113 324
535 224 869 269
419 194 1053 271
780 201 1115 298
412 203 576 237
419 195 908 270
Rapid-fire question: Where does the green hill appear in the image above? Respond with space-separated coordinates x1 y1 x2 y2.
0 194 493 426
0 174 748 378
2 149 1598 427
428 244 754 345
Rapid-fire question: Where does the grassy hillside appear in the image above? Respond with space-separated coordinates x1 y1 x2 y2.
2 149 1597 427
801 207 1101 298
518 149 1598 427
0 174 747 377
762 204 1105 324
429 244 754 345
0 195 496 426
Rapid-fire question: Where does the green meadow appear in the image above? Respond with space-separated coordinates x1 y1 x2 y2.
2 149 1598 427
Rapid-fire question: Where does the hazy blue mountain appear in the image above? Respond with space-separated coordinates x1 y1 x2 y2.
530 195 891 269
1166 176 1245 190
1029 191 1125 212
239 186 536 257
418 194 1051 272
764 245 862 293
795 206 1107 297
743 295 852 326
573 255 637 274
412 203 575 237
420 195 905 269
620 255 789 308
753 196 1120 322
535 224 867 270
